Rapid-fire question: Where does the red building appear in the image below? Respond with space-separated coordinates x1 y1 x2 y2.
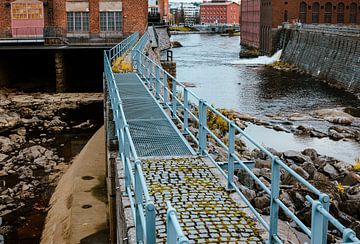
241 0 260 49
241 0 360 54
200 1 240 24
0 0 148 45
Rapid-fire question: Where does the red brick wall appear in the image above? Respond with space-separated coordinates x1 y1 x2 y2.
0 0 12 36
123 0 148 35
89 0 100 35
52 0 66 31
241 0 261 49
269 0 360 27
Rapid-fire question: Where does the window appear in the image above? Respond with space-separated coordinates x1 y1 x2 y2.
324 2 332 23
67 12 89 32
312 2 319 23
100 11 122 32
337 3 345 23
350 3 357 23
284 10 288 21
299 2 307 23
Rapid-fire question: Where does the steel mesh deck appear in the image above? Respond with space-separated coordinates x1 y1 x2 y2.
114 73 192 157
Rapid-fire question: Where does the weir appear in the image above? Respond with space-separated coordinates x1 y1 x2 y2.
104 32 360 243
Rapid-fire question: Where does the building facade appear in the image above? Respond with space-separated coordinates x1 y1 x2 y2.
200 1 240 24
148 0 169 24
241 0 360 53
241 0 260 48
0 0 148 45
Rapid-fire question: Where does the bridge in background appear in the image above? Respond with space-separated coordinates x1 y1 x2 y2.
104 32 360 243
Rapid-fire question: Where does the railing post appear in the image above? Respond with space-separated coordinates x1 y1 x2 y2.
155 66 160 99
183 89 189 134
163 72 168 107
149 62 153 91
310 200 324 244
227 122 235 191
319 194 330 244
172 77 177 119
198 100 207 156
146 202 156 244
342 228 357 243
135 160 144 243
269 157 280 243
167 208 177 244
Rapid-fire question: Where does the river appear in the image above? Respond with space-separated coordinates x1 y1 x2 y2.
170 34 360 164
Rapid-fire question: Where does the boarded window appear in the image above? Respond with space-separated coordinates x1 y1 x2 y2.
12 2 43 20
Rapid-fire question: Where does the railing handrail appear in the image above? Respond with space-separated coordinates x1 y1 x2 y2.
104 32 157 243
132 34 360 244
166 202 189 244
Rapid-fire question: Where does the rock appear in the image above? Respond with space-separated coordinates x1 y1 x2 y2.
310 130 327 138
73 120 93 129
301 162 317 179
9 134 25 144
16 127 26 136
239 185 256 202
171 41 183 48
313 108 354 125
279 191 295 211
255 159 271 169
291 164 310 180
0 153 8 162
302 148 318 160
254 195 270 209
21 145 47 161
296 124 313 134
329 129 345 141
322 164 339 179
0 137 13 153
342 172 360 186
283 150 308 164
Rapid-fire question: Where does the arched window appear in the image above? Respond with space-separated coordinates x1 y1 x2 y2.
350 3 357 23
312 2 320 23
299 2 307 23
324 2 332 23
337 2 345 23
284 10 288 22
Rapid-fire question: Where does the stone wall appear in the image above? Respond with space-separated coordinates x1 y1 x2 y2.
281 29 360 99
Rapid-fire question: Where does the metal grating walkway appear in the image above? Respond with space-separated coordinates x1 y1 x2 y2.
114 73 193 157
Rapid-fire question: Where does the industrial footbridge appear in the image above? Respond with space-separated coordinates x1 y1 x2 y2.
103 32 360 243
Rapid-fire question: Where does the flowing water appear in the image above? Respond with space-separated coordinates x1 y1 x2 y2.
171 34 360 164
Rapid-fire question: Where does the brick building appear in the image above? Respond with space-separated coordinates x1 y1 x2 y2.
241 0 260 48
0 0 148 45
241 0 360 54
148 0 169 24
200 1 240 24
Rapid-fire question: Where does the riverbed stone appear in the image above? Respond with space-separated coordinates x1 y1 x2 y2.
322 164 339 179
283 150 308 164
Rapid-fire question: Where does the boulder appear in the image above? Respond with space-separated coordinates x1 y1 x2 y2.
302 148 318 160
322 164 339 179
283 150 308 164
254 195 270 209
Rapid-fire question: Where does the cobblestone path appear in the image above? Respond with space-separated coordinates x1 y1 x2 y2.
142 157 263 244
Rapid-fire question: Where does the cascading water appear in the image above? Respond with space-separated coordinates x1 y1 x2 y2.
230 49 283 65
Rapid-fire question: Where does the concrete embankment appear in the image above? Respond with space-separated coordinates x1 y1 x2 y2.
281 29 360 98
41 126 108 244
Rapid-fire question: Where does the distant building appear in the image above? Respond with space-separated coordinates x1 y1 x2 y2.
169 2 200 26
241 0 360 54
200 1 240 24
0 0 148 45
148 0 169 24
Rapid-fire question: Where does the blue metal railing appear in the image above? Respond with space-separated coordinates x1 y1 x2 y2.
105 32 187 244
105 33 156 243
166 202 189 244
132 40 360 244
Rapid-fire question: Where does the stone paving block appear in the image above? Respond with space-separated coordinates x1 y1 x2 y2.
142 157 263 243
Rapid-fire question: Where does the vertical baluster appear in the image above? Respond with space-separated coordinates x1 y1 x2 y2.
155 65 160 99
149 62 153 90
310 200 324 244
123 126 131 193
319 194 329 244
146 202 156 244
135 160 144 243
183 89 189 134
269 157 280 243
163 72 168 107
198 100 207 156
172 77 177 118
227 122 235 190
167 207 176 244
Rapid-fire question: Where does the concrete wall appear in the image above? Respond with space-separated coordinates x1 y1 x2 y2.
282 29 360 99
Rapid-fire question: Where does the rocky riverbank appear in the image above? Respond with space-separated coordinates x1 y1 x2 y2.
0 89 103 243
173 104 360 242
